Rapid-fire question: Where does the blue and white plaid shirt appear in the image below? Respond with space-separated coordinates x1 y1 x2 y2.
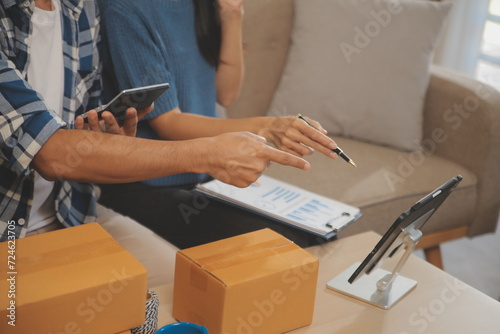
0 0 101 241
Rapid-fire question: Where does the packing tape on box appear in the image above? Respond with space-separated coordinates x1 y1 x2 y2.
131 290 159 334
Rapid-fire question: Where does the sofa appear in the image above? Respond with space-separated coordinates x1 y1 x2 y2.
224 0 500 269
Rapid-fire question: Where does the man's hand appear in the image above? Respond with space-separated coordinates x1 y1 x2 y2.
258 116 338 159
74 104 153 136
199 131 310 188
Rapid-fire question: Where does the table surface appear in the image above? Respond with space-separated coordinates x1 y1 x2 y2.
152 231 500 333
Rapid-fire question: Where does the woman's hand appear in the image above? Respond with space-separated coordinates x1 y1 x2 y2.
257 116 339 159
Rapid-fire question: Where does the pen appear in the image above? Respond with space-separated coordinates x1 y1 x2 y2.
296 114 357 167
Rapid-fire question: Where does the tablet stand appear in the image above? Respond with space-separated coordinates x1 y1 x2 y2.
326 226 422 310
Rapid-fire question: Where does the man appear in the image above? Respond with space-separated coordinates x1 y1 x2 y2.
0 0 309 285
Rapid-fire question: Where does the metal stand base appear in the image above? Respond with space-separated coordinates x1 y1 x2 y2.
326 262 417 309
326 226 422 310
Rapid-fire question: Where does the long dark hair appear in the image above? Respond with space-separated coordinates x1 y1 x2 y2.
194 0 222 68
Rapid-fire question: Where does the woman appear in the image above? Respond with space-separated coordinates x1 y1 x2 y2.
98 0 338 248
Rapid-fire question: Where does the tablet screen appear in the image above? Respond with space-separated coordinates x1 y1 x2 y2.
348 175 462 284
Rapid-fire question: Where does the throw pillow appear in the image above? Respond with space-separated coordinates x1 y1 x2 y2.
267 0 452 151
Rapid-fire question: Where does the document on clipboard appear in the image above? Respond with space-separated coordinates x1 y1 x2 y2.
195 175 362 239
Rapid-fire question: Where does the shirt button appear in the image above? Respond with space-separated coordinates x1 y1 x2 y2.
21 0 30 7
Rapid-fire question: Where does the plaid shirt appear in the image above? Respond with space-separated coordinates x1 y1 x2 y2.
0 0 101 241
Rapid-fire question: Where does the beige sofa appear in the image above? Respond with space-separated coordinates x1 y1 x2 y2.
225 0 500 269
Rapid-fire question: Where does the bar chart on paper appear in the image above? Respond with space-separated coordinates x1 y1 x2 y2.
195 175 361 238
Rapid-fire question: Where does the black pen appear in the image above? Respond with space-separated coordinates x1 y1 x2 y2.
296 114 357 167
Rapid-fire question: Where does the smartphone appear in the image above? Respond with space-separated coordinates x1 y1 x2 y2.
81 82 170 126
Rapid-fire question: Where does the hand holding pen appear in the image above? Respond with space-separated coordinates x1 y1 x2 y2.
256 114 355 166
296 114 357 167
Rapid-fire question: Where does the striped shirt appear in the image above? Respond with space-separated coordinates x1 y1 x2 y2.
0 0 101 241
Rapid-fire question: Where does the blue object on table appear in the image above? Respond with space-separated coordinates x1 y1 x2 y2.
156 322 209 334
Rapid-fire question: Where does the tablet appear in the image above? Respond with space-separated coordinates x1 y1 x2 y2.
81 83 170 126
348 175 463 284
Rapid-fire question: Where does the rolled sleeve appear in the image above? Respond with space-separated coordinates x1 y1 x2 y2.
0 56 66 176
16 110 66 172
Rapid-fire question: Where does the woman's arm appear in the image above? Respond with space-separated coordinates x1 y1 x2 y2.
149 110 338 159
215 0 244 107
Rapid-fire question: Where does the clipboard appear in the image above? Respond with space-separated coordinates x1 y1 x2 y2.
195 175 362 239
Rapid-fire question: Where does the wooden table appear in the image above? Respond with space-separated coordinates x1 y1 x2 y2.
152 231 500 333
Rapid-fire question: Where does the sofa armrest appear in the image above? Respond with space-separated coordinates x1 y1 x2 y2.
423 65 500 237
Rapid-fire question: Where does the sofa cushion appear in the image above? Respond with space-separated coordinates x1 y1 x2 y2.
268 0 452 151
264 137 477 237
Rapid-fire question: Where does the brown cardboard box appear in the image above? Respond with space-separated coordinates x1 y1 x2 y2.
0 223 148 334
173 229 319 334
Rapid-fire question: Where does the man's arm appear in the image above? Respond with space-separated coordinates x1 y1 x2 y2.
32 129 310 188
0 51 147 179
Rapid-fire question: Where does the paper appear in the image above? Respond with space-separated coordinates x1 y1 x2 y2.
195 175 361 238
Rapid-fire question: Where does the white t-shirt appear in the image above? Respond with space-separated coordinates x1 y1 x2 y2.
27 0 64 232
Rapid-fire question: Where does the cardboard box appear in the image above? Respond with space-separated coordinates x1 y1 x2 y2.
0 223 148 334
173 229 319 334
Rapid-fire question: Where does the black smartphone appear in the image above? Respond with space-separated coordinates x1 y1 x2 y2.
81 83 170 126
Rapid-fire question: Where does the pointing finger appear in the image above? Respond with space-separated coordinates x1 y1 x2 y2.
263 145 310 170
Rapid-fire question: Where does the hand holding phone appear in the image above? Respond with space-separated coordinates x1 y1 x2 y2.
81 83 169 126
